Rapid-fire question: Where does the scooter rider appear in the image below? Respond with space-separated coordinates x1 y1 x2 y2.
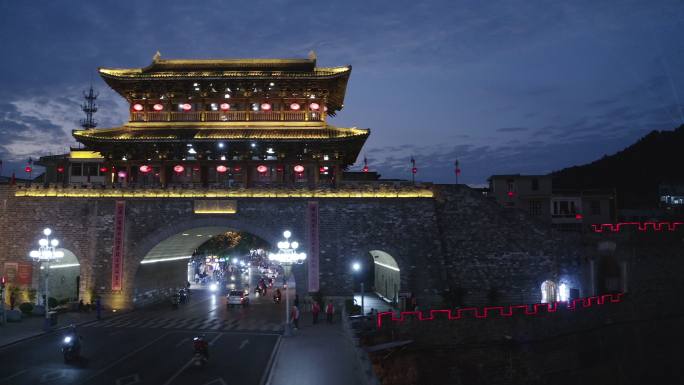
193 335 209 360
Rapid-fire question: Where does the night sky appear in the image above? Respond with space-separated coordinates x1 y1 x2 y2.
1 0 683 184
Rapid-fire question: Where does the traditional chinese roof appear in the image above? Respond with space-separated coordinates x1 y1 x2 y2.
73 123 369 165
98 52 352 114
74 124 368 142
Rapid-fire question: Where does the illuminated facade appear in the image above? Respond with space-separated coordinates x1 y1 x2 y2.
39 52 370 188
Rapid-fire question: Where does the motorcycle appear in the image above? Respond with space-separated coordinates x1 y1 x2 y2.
192 336 209 367
61 333 81 363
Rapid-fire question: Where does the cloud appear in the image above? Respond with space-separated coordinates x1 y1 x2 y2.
496 127 529 132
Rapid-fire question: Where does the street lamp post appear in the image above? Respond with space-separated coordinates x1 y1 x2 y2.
28 228 64 331
268 230 306 337
352 262 364 316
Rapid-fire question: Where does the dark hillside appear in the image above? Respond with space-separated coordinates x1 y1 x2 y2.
552 125 684 208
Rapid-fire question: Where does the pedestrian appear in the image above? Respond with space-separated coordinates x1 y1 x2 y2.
326 301 334 324
312 301 320 324
294 294 299 308
290 305 300 330
95 296 102 320
9 289 16 310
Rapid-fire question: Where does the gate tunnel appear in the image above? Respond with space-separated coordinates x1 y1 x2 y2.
132 226 272 307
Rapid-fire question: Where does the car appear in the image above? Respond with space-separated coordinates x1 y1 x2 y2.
227 290 249 308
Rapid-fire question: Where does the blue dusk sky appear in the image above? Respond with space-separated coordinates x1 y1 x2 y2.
0 0 683 184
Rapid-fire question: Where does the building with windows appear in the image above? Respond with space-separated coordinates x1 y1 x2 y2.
488 174 614 230
38 52 369 188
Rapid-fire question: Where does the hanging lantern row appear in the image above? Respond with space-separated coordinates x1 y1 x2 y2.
132 102 322 112
132 164 308 175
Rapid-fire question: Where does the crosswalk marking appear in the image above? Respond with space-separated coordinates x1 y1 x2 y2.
84 314 282 333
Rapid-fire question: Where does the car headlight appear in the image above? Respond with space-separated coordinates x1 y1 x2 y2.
209 283 218 292
64 336 72 343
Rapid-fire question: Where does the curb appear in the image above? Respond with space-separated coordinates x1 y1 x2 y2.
262 335 283 385
0 310 131 350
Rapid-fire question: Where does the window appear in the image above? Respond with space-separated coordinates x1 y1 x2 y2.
529 200 542 216
71 163 82 176
590 200 601 215
507 179 514 192
85 163 98 177
531 178 539 191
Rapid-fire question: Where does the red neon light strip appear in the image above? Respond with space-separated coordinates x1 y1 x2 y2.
376 293 623 328
591 222 683 233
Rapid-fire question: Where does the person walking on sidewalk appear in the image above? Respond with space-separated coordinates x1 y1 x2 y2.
326 301 335 324
95 296 102 320
290 304 300 330
312 301 321 324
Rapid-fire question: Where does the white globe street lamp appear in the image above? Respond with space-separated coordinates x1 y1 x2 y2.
268 230 306 336
28 227 64 331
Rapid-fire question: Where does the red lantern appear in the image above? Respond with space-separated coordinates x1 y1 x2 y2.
575 214 583 220
276 165 284 172
132 103 144 111
192 166 200 172
362 165 369 173
507 191 514 197
56 166 65 173
220 103 230 111
139 165 152 173
181 103 192 111
289 103 300 111
173 165 185 173
216 165 228 173
411 167 417 174
99 166 108 173
25 166 32 173
117 171 127 178
233 166 242 173
261 103 272 111
309 102 320 111
319 166 328 173
293 165 304 173
153 104 164 111
257 165 268 173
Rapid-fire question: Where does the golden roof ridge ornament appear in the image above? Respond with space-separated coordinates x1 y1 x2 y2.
153 51 161 62
308 50 317 61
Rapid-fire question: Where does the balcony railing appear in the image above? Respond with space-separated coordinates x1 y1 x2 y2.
129 110 324 123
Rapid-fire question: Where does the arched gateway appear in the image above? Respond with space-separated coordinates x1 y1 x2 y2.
0 54 589 311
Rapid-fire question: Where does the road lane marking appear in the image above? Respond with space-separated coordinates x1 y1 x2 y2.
40 369 66 383
0 369 27 384
115 373 140 385
203 378 227 385
261 335 282 385
78 332 173 385
208 332 223 346
239 339 249 350
175 337 189 348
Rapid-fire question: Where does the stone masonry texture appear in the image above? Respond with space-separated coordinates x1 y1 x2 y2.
0 184 591 309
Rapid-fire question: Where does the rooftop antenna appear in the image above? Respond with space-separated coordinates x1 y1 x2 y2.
80 80 98 130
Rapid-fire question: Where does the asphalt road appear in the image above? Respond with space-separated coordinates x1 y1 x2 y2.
0 268 285 385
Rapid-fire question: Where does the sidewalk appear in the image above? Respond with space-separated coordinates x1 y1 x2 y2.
267 315 366 385
0 310 115 347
